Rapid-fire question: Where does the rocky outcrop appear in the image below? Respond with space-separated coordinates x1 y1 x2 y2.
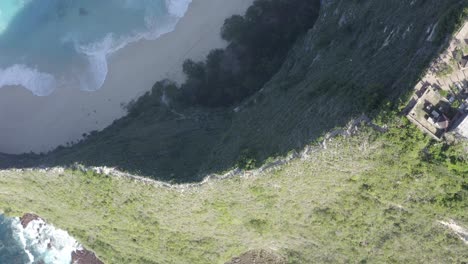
19 213 104 264
20 213 40 228
225 249 286 264
72 249 103 264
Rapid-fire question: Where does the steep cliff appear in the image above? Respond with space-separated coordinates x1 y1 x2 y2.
0 1 467 262
1 0 466 183
1 123 466 263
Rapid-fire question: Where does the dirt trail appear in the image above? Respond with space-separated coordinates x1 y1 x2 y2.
439 220 468 245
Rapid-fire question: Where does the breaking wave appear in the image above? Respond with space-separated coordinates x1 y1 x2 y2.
0 214 82 264
0 0 192 95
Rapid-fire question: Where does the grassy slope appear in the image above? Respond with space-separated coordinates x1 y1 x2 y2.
202 0 467 173
0 1 467 263
1 117 466 263
2 0 465 183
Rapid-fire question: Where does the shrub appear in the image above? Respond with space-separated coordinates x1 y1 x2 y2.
179 0 321 107
237 149 258 170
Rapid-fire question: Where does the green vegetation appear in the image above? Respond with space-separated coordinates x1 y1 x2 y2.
452 98 462 109
436 2 468 42
454 48 464 62
1 117 466 263
0 0 465 183
237 149 258 170
439 89 450 98
177 0 320 107
0 2 466 262
436 62 454 77
463 43 468 54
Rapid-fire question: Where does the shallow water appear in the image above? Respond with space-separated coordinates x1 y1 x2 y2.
0 215 30 263
0 0 191 95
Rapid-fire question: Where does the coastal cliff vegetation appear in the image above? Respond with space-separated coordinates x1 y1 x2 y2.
0 0 467 263
178 0 320 107
2 0 466 183
0 116 466 263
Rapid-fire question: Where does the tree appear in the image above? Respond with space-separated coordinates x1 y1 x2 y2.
221 15 246 42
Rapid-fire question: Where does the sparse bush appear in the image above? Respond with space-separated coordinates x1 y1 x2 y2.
237 149 258 170
247 218 269 234
453 48 463 62
438 89 449 98
436 62 453 77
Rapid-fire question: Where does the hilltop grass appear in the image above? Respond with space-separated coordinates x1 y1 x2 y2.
0 1 466 263
0 116 466 263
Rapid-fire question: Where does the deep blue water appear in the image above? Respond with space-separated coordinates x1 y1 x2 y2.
0 0 191 95
0 215 30 264
0 214 88 264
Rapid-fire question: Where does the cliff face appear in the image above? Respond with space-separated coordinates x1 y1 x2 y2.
1 128 466 263
201 0 465 173
1 0 465 182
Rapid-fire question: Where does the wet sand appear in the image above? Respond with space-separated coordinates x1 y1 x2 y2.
0 0 253 154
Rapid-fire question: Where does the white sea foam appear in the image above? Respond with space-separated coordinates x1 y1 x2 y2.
166 0 192 17
0 65 57 96
0 0 193 95
73 0 192 92
11 217 81 264
11 219 34 263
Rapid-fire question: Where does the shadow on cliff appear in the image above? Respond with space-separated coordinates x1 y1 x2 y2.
0 0 465 183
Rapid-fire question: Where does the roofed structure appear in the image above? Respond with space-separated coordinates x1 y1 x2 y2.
454 114 468 138
460 56 468 69
406 87 452 140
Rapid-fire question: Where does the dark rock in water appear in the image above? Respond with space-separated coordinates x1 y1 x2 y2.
18 213 104 263
72 249 104 264
19 213 40 228
225 249 286 264
79 8 89 16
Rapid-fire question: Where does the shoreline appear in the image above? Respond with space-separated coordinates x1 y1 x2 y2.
0 0 254 154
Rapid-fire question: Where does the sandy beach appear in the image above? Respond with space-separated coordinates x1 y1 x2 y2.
0 0 254 154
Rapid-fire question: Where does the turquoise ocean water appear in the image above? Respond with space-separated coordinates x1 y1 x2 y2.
0 1 191 261
0 0 191 95
0 214 85 264
0 215 30 263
